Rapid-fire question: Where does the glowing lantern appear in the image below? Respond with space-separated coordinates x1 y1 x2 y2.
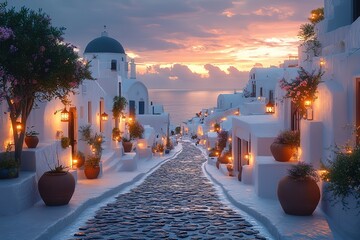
265 101 275 114
16 121 23 132
72 159 78 169
320 58 325 67
304 99 312 108
101 112 108 121
61 108 69 122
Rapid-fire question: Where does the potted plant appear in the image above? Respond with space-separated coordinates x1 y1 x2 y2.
61 136 70 149
122 137 133 153
0 144 19 179
277 162 320 216
227 163 234 177
84 154 101 179
25 126 39 148
321 145 360 211
156 143 165 155
38 153 75 206
112 127 122 142
128 120 144 140
270 130 300 162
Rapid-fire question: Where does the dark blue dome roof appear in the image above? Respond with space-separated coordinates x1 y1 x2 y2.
84 33 125 54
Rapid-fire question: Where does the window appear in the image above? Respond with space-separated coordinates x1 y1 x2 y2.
87 101 92 124
353 0 360 22
251 81 256 97
129 100 136 117
118 82 122 97
260 87 263 97
139 101 145 115
111 60 117 71
269 90 274 102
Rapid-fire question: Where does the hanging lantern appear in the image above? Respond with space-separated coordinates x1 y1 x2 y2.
101 112 108 121
61 108 69 122
265 101 275 114
304 99 312 108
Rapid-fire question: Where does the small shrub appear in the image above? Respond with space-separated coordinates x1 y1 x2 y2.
288 162 319 182
61 137 70 149
274 130 300 147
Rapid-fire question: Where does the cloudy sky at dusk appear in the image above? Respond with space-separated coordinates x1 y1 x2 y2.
8 0 323 90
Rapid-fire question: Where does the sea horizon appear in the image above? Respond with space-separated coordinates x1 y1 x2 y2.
148 88 243 126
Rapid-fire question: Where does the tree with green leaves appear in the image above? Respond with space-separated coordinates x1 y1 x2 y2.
0 3 92 167
298 7 324 59
112 96 127 127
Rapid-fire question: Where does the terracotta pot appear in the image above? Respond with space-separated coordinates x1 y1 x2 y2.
84 166 100 179
277 176 320 216
25 136 39 148
38 171 75 206
270 142 296 162
122 142 133 153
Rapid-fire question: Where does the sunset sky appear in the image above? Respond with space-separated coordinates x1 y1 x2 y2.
8 0 323 90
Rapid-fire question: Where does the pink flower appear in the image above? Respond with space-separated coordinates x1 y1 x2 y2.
69 82 77 87
0 27 14 41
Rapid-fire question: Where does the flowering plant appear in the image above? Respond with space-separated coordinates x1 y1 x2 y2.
280 67 323 115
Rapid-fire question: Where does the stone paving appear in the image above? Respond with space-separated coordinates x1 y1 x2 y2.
70 142 268 239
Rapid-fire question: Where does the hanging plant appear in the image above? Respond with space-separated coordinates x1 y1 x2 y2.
280 67 323 116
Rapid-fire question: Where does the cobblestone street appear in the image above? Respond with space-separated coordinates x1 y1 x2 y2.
71 142 268 239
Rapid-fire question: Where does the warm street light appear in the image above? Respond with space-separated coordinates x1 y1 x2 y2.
101 112 108 121
265 101 275 114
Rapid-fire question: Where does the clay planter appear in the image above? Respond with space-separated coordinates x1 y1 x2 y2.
84 166 100 179
122 142 133 153
25 136 39 148
38 172 75 206
277 176 320 216
270 142 296 162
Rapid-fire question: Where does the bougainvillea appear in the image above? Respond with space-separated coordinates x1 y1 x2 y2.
0 3 92 165
279 67 323 116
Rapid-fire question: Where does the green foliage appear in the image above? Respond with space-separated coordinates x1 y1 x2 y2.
274 130 300 147
217 130 228 152
0 3 92 164
308 7 324 24
322 146 360 210
60 136 70 149
112 96 127 119
298 7 323 59
175 126 181 135
214 123 220 132
79 125 104 157
288 162 319 182
191 134 197 140
0 151 18 169
280 68 323 116
85 155 100 167
128 120 144 139
112 127 122 141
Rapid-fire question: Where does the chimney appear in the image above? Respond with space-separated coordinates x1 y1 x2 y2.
130 59 136 79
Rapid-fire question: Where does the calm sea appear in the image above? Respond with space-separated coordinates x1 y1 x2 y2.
148 89 236 126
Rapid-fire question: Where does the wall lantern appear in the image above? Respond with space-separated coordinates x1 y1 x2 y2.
61 108 69 122
265 101 275 114
16 121 23 132
320 58 325 68
72 159 78 170
304 99 313 120
101 112 108 121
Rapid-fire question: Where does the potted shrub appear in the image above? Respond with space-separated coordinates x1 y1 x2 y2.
84 155 101 179
61 136 70 149
0 144 19 179
277 162 320 216
122 137 133 153
25 126 39 148
128 120 144 139
227 163 234 177
270 130 300 162
38 154 75 206
321 145 360 211
112 127 122 142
